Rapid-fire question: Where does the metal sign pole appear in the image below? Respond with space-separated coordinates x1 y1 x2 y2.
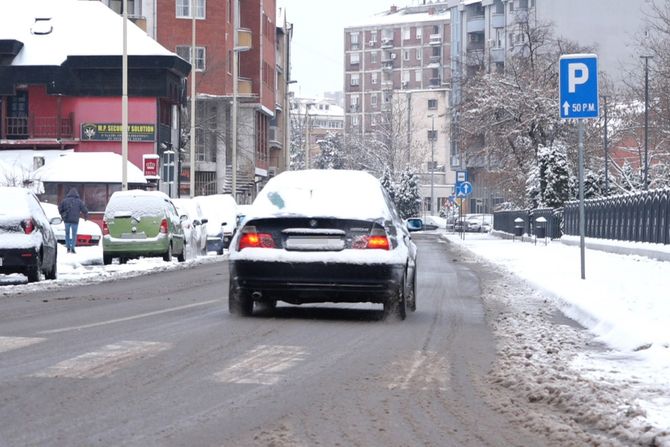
579 119 586 279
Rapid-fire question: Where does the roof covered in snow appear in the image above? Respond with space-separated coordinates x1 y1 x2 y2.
346 6 450 29
32 152 147 184
0 0 177 67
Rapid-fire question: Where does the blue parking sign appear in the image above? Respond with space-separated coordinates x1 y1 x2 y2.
559 54 599 119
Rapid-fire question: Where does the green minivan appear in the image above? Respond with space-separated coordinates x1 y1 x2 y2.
102 190 186 265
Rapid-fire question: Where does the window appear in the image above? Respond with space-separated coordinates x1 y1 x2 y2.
352 115 359 126
415 69 421 82
371 72 378 84
350 53 360 65
402 70 410 83
176 0 205 19
416 48 422 60
428 99 437 110
382 28 393 40
350 73 360 86
371 51 378 64
427 130 437 141
416 27 422 39
176 45 206 71
403 27 410 40
403 49 410 61
371 94 378 106
509 1 514 12
370 30 378 43
350 32 360 50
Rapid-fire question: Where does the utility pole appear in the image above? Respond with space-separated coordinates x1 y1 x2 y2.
641 55 652 190
189 0 196 197
429 114 435 215
232 0 239 199
602 95 609 195
121 0 128 191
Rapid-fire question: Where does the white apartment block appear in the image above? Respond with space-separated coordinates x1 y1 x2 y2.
290 97 344 167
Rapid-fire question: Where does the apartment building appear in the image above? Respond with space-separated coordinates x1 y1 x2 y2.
446 0 650 212
344 3 455 214
97 0 291 201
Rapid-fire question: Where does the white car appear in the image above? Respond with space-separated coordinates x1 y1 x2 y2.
228 170 418 320
194 194 238 254
172 198 209 256
41 202 102 247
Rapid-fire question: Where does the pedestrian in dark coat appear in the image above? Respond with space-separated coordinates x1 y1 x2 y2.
58 187 89 253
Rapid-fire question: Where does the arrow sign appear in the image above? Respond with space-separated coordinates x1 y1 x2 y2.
456 181 472 197
559 54 599 119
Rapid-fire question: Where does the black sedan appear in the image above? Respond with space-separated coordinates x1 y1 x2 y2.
228 170 418 320
0 187 59 282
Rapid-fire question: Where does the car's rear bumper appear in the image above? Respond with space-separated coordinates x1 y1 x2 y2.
0 247 39 274
230 260 404 304
102 235 169 256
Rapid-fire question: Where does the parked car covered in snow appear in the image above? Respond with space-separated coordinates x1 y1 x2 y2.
41 202 102 247
228 170 418 320
0 187 58 282
172 198 208 256
194 194 238 254
102 190 186 264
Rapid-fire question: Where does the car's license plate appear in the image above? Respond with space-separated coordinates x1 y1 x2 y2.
285 236 344 251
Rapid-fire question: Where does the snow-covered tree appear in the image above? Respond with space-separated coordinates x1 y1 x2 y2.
583 169 607 199
379 169 396 202
613 160 644 193
394 169 421 219
524 143 573 208
313 131 346 169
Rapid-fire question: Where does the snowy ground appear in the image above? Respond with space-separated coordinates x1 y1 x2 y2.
442 231 670 445
0 243 226 295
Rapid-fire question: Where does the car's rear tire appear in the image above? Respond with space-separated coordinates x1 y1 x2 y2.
228 284 253 316
163 243 173 262
383 285 406 321
177 246 186 263
408 273 417 312
46 253 57 280
26 251 41 283
103 254 112 265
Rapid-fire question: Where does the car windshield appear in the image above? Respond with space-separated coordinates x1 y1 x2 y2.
253 170 391 220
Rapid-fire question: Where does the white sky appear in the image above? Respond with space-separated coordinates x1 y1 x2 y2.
277 0 404 98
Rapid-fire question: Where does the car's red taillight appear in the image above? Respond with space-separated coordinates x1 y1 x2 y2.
238 232 276 250
160 218 169 234
21 219 35 235
366 235 390 250
102 221 110 236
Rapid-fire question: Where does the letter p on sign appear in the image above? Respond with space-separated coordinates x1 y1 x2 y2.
568 63 589 93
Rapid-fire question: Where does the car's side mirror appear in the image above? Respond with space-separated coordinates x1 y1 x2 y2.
192 219 201 226
49 217 63 225
221 222 227 227
201 218 208 224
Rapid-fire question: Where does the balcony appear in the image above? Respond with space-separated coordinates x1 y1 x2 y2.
129 16 147 32
491 47 505 63
491 13 505 28
429 77 441 87
238 77 253 95
269 126 282 147
382 60 394 71
381 38 395 48
429 34 442 46
467 49 485 66
2 114 74 140
237 28 252 51
381 80 394 90
466 15 485 33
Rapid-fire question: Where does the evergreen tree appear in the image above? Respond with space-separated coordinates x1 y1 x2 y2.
618 160 643 192
525 163 542 209
394 169 421 219
540 143 572 208
313 131 346 169
583 169 607 199
379 169 396 202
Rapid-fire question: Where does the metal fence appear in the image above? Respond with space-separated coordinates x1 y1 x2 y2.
564 188 670 244
493 208 562 239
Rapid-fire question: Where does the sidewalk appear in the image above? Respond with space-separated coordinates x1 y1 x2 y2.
442 232 670 429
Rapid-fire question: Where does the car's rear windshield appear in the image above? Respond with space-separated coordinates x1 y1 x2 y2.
105 194 165 219
0 190 30 217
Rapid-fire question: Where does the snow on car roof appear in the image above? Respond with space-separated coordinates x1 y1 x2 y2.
0 187 33 216
251 170 392 220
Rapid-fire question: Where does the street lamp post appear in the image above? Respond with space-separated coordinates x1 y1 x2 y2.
121 0 128 191
641 55 652 190
189 0 196 198
602 95 609 195
429 114 435 215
